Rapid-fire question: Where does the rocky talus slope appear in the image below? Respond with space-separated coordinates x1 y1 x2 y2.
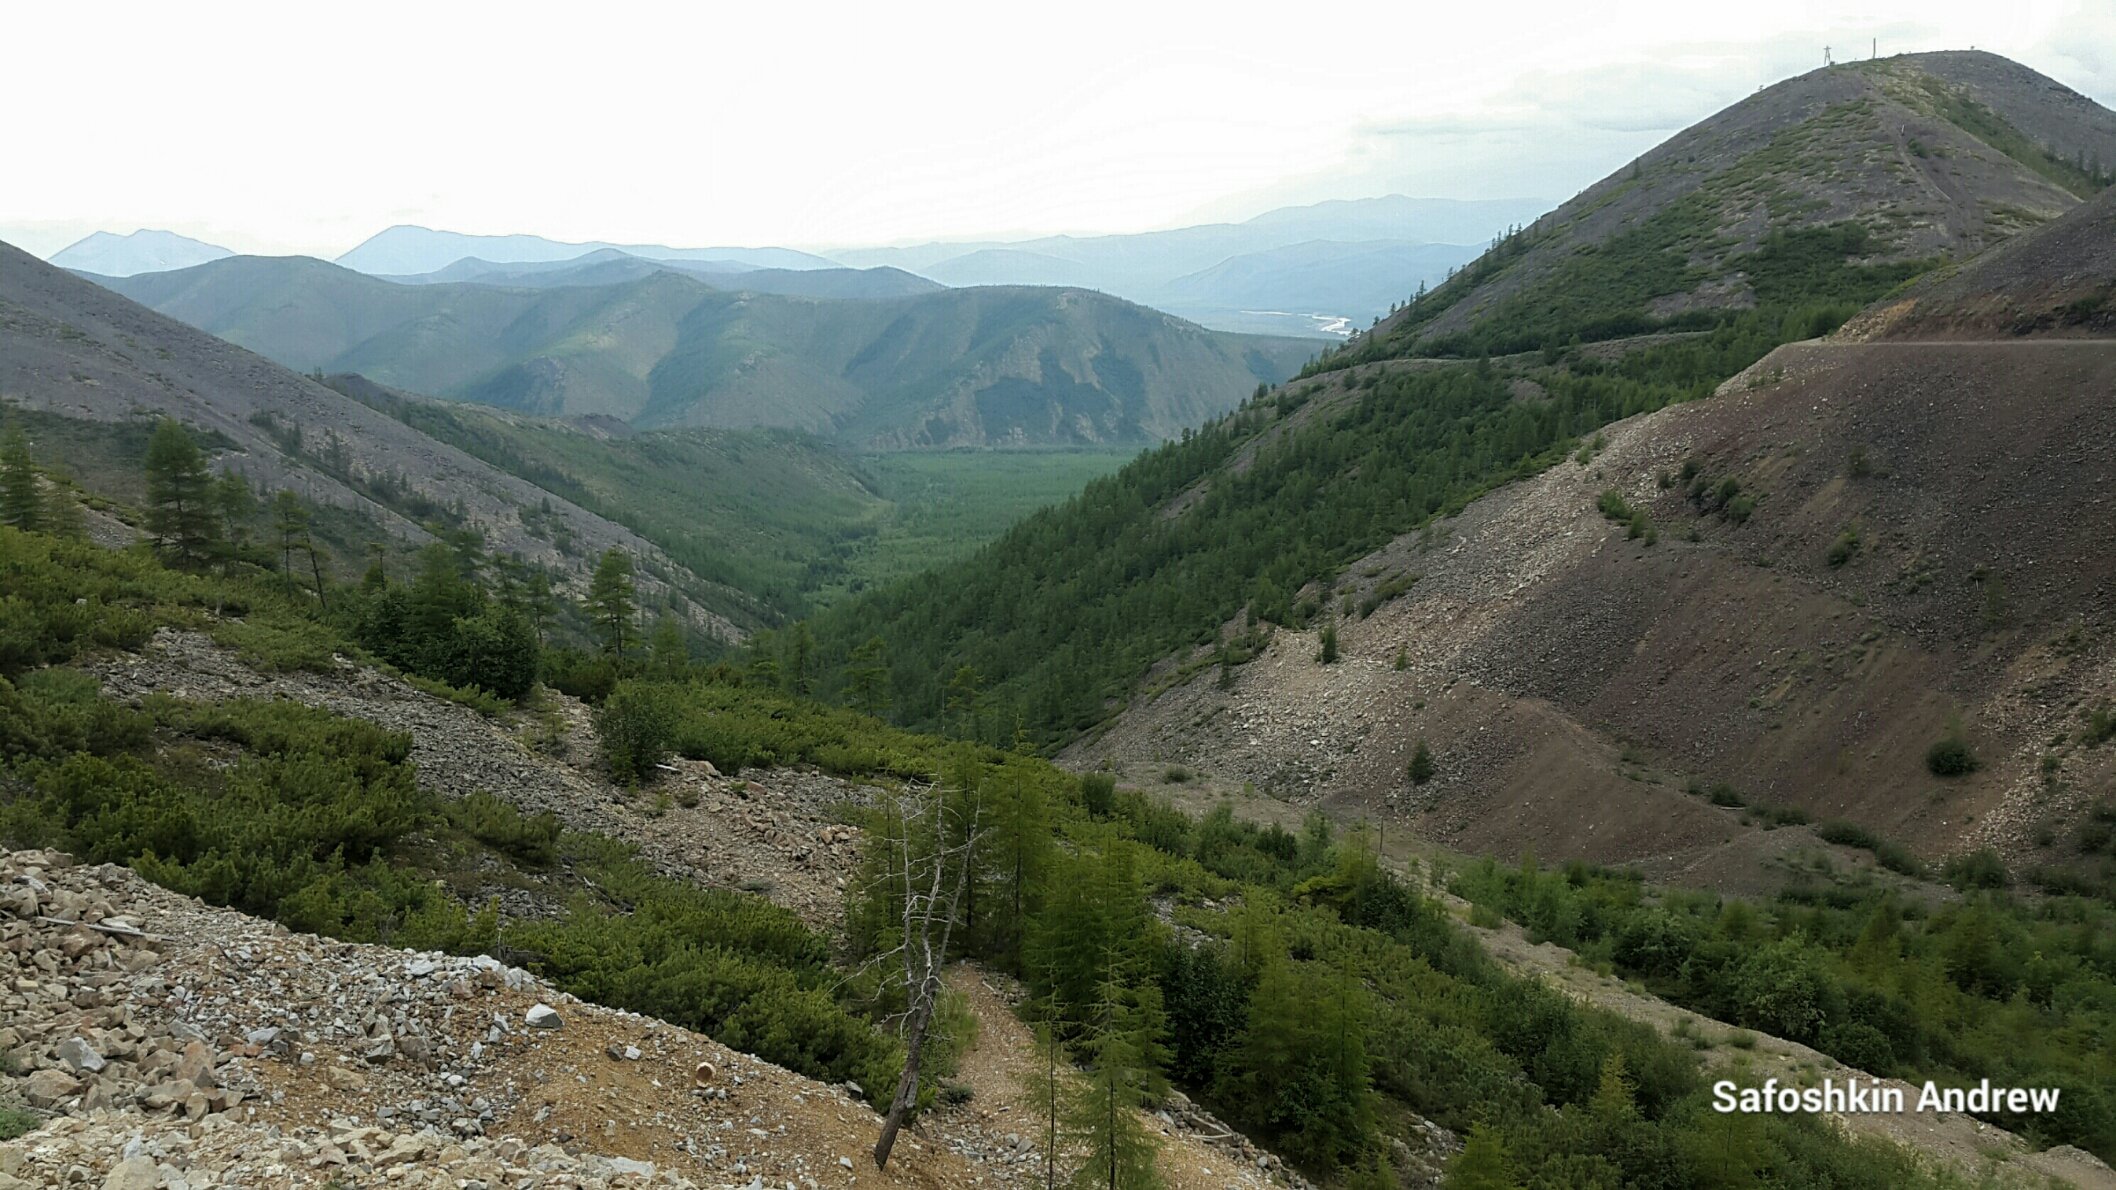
0 849 982 1190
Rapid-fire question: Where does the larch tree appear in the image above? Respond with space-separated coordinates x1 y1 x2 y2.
588 548 638 660
0 425 44 532
846 634 892 714
1064 946 1167 1190
144 419 217 567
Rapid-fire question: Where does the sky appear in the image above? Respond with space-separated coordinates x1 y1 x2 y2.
4 0 2110 259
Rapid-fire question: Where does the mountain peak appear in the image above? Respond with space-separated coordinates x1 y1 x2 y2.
49 229 233 277
1336 49 2115 363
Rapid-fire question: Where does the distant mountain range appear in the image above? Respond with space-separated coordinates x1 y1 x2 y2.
47 229 232 276
42 196 1548 339
90 256 1316 448
333 226 837 275
377 249 944 301
834 195 1549 334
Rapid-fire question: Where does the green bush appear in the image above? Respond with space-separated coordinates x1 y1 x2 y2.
1826 525 1861 568
347 548 538 701
598 681 679 783
542 647 621 704
0 1106 37 1142
505 849 898 1101
1926 735 1979 777
1817 820 1882 851
1409 740 1435 785
445 791 561 868
1941 849 2008 891
1080 772 1117 817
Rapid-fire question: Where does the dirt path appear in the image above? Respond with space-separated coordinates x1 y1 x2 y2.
932 967 1288 1190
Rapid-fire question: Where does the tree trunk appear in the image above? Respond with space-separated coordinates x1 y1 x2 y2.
872 993 937 1169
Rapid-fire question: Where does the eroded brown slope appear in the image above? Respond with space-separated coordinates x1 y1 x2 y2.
1068 337 2116 887
1852 187 2116 339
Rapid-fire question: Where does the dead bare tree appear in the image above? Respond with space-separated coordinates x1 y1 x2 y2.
870 779 982 1170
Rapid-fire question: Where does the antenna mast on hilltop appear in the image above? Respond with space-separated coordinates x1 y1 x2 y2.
1824 45 1834 67
1872 38 1877 59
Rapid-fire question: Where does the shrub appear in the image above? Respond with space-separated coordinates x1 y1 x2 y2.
598 681 679 783
445 791 561 868
2083 703 2115 747
543 647 621 704
1925 735 1979 777
1942 849 2008 891
1080 772 1116 818
1164 765 1193 784
1409 740 1435 785
0 1106 37 1142
1872 841 1926 879
1817 820 1881 851
1826 526 1860 568
504 851 900 1101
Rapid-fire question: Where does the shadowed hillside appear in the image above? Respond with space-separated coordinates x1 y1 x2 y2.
0 239 752 635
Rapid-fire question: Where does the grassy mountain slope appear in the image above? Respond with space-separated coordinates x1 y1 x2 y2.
1332 51 2114 364
0 239 751 636
97 258 1314 447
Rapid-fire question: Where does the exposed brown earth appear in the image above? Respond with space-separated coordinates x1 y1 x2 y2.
1068 338 2116 889
1849 188 2116 340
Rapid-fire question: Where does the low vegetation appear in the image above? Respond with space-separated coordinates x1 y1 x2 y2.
1451 856 2116 1159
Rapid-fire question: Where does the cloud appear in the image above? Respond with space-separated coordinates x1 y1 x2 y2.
2032 0 2116 102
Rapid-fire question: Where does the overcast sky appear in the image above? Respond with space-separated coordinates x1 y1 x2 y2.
4 0 2109 259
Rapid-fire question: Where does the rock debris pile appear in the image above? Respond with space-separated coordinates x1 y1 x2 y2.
0 850 983 1190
